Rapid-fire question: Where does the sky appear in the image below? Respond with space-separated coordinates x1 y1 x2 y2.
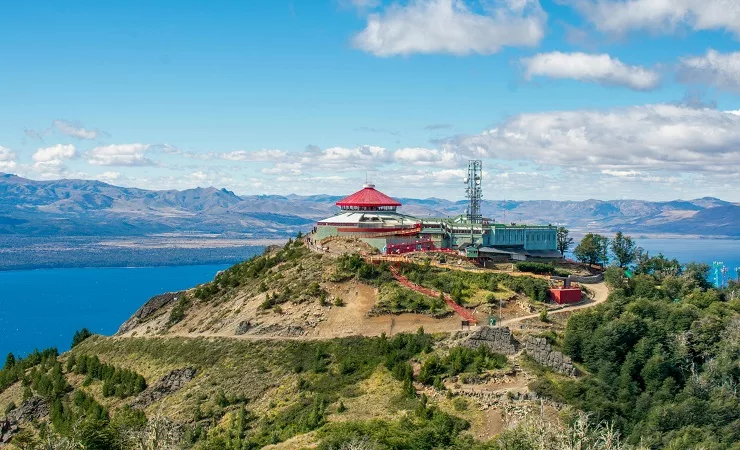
2 0 740 201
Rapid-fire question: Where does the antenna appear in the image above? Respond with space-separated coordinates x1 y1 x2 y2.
464 160 483 223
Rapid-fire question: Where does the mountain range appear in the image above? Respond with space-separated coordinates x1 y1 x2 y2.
2 173 739 238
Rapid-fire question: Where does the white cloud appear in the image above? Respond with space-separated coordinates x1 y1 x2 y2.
94 171 121 182
678 49 740 93
352 0 546 56
29 144 77 177
569 0 740 37
32 144 76 162
601 169 644 177
220 149 287 161
52 120 103 140
87 144 153 166
443 104 740 174
0 146 17 171
522 52 661 90
393 147 461 166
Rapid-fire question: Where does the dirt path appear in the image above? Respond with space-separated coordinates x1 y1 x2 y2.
498 282 609 326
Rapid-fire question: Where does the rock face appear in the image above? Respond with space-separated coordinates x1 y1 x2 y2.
462 327 519 355
1 396 49 443
132 367 196 409
118 291 185 334
523 336 578 377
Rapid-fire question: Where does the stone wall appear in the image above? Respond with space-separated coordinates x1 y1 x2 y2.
523 336 578 377
462 326 519 355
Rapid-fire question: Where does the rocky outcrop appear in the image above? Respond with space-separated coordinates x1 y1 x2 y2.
462 326 519 355
523 336 578 377
235 321 252 335
132 367 196 409
1 396 49 443
118 291 185 334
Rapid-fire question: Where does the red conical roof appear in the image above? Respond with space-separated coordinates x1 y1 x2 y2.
336 184 402 208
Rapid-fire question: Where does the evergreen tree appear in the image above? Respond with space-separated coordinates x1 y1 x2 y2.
71 328 93 348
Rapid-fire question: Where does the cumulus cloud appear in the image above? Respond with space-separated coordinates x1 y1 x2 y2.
522 52 661 90
30 144 77 176
441 104 740 174
220 149 287 161
393 147 461 166
568 0 740 37
87 144 153 166
0 146 17 171
352 0 546 56
52 120 104 140
32 144 76 163
678 49 740 93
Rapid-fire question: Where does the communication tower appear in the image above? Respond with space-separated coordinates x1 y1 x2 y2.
464 160 483 223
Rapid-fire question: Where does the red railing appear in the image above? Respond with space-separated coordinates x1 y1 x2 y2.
388 266 477 323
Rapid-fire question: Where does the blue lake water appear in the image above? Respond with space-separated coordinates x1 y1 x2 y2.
0 265 230 358
635 239 740 287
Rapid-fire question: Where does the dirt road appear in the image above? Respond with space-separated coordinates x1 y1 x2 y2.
498 282 609 327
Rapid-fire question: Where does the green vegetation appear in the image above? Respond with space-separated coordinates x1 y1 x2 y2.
611 231 638 268
193 239 310 301
400 262 550 303
1 348 58 395
331 253 393 284
67 354 147 398
375 284 448 316
418 346 507 385
573 233 610 267
531 254 740 449
168 296 190 325
515 261 569 277
71 328 93 348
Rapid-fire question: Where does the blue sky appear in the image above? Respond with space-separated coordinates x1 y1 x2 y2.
2 0 740 201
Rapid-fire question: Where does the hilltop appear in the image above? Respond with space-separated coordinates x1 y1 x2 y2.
1 237 739 449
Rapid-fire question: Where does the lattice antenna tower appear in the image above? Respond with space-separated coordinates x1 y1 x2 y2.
464 160 483 223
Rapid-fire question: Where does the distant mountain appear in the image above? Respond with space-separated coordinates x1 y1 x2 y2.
1 173 739 238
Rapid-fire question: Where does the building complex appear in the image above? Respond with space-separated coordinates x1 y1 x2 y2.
312 161 560 261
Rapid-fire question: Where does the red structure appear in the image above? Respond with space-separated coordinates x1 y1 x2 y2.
549 288 582 304
385 237 435 254
336 183 402 211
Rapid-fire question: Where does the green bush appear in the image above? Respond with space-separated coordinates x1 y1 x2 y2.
418 346 507 385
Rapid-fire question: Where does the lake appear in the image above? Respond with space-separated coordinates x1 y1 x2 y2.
0 264 231 358
636 238 740 286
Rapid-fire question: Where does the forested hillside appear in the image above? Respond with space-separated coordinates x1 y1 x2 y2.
532 258 740 449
